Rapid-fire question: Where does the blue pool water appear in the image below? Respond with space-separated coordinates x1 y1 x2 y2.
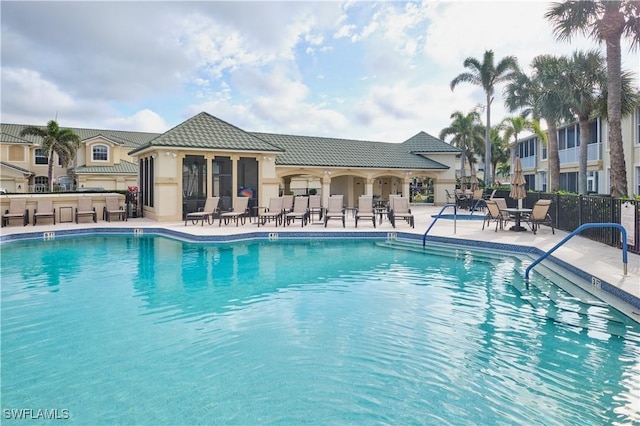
2 235 639 425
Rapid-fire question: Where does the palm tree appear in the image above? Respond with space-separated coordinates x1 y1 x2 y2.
489 127 509 186
498 115 546 167
19 120 81 192
562 50 607 194
504 54 572 192
450 50 519 185
439 110 485 188
545 0 640 197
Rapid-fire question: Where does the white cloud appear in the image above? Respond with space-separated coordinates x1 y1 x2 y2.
106 110 169 133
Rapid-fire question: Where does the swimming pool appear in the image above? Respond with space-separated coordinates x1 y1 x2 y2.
2 235 639 424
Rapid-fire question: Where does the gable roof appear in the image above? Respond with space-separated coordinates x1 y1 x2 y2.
402 131 461 153
0 123 158 148
251 132 453 170
0 161 33 176
129 112 284 155
71 160 138 175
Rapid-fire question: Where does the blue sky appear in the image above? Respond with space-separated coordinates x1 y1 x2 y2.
1 1 638 143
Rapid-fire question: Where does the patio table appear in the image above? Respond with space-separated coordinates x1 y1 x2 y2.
504 208 532 232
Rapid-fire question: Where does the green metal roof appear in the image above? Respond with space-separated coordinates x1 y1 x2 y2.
0 131 32 145
0 123 158 148
0 161 33 175
251 132 452 170
72 160 138 175
402 131 461 153
129 112 284 154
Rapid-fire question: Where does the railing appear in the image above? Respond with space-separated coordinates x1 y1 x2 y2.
525 223 628 280
423 203 457 246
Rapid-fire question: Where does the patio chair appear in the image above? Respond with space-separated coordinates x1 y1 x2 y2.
526 199 554 235
389 196 414 228
103 195 126 222
2 198 29 227
455 189 470 209
281 195 294 214
285 196 309 227
257 197 283 227
219 196 250 226
33 200 56 225
445 189 456 205
75 198 97 223
308 195 323 222
483 199 510 232
185 196 220 226
324 195 345 228
355 195 376 228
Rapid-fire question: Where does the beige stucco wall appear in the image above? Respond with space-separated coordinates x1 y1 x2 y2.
0 193 126 225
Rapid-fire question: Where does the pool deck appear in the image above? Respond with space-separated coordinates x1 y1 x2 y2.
2 204 638 319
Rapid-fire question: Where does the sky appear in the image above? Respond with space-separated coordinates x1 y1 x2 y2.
1 0 639 143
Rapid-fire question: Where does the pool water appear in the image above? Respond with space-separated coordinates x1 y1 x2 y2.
1 236 639 425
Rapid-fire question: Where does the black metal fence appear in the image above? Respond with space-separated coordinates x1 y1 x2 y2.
491 190 640 255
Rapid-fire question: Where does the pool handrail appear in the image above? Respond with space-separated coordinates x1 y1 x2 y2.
469 198 486 215
525 223 628 280
423 203 457 246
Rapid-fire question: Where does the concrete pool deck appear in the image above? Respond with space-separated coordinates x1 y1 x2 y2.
2 203 638 320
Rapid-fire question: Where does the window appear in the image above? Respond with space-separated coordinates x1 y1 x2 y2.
34 149 48 165
558 128 567 150
92 145 108 161
567 125 576 149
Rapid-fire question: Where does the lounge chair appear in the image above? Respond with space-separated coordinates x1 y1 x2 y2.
185 197 220 226
389 196 414 228
285 196 309 227
257 197 283 227
281 195 294 214
219 196 249 226
75 198 97 223
324 195 345 227
103 195 126 222
483 199 510 232
33 200 56 225
355 195 376 228
526 199 554 235
2 198 29 227
308 195 322 222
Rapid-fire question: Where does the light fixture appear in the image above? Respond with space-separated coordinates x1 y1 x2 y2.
165 151 177 158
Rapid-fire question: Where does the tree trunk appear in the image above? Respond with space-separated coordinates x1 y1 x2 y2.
48 151 55 192
578 117 590 195
601 5 627 197
547 121 560 192
484 94 492 186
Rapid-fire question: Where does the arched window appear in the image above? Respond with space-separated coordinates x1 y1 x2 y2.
92 145 108 161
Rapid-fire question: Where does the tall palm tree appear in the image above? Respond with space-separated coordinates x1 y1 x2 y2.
562 50 607 195
19 120 81 192
504 54 572 192
439 110 485 187
545 0 640 197
450 50 519 185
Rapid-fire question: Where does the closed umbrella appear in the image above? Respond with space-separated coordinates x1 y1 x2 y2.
509 156 526 209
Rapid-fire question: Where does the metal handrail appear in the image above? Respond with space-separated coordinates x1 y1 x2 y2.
469 198 486 215
423 203 458 246
525 223 628 280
